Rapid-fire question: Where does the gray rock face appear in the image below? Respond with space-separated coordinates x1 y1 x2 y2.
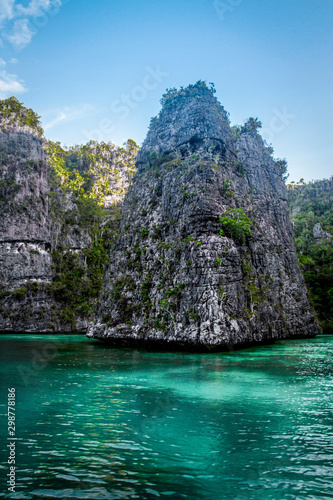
0 129 60 331
313 222 331 241
0 131 49 242
88 85 319 349
137 95 233 162
0 130 96 331
0 120 136 333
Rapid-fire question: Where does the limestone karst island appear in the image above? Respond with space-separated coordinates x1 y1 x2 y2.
1 80 333 499
0 82 328 349
1 0 332 497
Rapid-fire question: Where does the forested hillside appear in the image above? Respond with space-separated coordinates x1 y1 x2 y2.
288 178 333 333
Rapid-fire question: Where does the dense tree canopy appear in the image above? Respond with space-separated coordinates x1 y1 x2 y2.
288 178 333 333
47 139 139 206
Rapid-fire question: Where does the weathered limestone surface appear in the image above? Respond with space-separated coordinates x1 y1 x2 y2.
0 127 56 332
0 87 320 344
0 127 116 332
88 86 319 349
0 131 49 242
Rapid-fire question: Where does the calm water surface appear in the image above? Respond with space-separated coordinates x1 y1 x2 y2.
0 334 333 499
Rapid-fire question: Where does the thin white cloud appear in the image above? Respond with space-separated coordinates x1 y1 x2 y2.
0 0 15 23
15 0 61 18
0 69 26 98
1 0 63 49
44 104 93 131
44 110 67 130
7 18 34 49
0 58 6 67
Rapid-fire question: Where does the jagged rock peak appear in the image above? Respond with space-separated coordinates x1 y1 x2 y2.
137 81 233 167
88 82 319 349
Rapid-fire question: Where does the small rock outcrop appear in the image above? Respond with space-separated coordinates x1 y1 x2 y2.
88 82 319 349
313 222 331 241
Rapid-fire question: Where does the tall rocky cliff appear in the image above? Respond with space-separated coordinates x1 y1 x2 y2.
88 82 319 349
0 97 137 332
0 110 56 331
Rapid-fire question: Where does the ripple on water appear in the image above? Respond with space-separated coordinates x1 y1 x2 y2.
1 335 333 499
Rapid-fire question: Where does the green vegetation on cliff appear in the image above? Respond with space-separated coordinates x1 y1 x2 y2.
0 96 43 136
160 80 217 109
149 80 227 132
47 138 138 206
0 95 140 332
219 208 252 244
0 94 325 338
45 138 139 330
232 117 289 181
49 204 116 328
288 178 333 333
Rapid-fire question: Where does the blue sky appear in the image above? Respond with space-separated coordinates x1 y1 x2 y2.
0 0 332 182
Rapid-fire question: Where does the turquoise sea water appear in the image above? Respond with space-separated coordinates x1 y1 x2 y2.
0 334 333 499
